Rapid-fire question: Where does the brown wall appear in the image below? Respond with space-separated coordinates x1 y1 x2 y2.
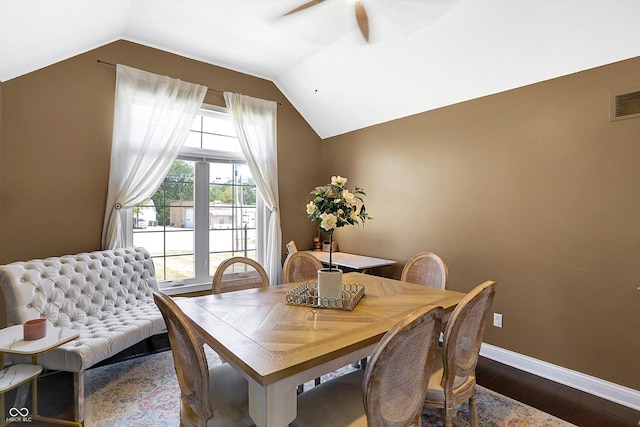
0 40 322 263
321 57 640 390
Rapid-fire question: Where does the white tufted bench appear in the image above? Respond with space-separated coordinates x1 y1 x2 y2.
0 247 166 423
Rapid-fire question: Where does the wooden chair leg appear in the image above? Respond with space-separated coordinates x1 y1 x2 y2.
444 401 454 427
469 391 479 427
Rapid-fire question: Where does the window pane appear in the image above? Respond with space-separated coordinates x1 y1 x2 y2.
209 252 233 272
134 160 195 281
210 229 232 252
165 230 194 253
201 133 241 152
209 250 257 277
190 115 203 131
202 115 235 136
210 163 234 183
208 162 257 277
133 230 164 256
235 164 252 185
245 228 257 250
184 131 202 149
154 255 194 281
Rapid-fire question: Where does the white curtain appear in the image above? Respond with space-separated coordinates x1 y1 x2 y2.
101 65 207 249
224 92 282 284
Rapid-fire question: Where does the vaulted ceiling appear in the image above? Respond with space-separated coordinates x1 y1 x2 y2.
2 0 640 138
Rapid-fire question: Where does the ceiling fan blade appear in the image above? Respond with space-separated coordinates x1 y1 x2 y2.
354 0 370 41
283 0 325 16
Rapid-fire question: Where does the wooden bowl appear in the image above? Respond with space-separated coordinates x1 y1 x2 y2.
23 318 47 341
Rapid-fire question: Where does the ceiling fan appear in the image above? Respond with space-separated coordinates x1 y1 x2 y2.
284 0 370 42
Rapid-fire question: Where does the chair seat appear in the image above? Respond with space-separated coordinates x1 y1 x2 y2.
293 370 367 427
424 349 470 404
179 363 253 427
205 363 253 427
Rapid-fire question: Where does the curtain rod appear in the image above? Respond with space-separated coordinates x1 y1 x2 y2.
96 59 281 105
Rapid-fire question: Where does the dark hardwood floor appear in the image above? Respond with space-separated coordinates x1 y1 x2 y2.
6 334 639 426
476 357 640 427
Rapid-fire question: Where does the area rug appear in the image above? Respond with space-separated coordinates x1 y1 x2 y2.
85 348 576 427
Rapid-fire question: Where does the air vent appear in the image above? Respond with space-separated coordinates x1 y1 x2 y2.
610 89 640 121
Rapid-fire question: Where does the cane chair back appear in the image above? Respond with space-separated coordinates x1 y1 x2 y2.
293 304 444 427
282 251 323 284
364 304 444 426
212 256 269 294
401 252 449 289
423 280 497 427
153 292 252 427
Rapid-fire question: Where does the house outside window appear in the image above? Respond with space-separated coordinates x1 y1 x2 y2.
131 105 258 288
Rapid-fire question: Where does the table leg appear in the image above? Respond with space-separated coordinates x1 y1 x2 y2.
248 379 297 427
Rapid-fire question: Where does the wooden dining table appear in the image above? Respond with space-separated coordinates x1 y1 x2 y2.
175 272 466 427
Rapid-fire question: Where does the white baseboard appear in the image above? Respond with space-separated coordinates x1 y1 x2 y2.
480 343 640 411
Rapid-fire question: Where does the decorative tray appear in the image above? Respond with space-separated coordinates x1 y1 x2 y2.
285 281 365 311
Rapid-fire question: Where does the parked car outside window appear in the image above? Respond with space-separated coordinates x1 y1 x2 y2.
133 218 147 229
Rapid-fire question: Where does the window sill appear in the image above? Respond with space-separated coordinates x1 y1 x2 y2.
159 282 211 296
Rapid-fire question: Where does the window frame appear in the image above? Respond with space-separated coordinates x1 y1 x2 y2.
127 104 263 292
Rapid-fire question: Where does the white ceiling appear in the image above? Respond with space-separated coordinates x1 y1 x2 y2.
2 0 640 138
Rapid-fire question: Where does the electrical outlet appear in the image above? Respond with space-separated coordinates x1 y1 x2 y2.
493 313 503 328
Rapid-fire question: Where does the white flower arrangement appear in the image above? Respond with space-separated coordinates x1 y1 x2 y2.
306 176 372 270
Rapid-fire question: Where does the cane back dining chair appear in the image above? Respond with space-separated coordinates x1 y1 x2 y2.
153 292 253 427
286 240 298 255
282 250 325 392
282 251 324 284
401 252 449 289
292 304 444 427
212 256 269 294
423 280 497 427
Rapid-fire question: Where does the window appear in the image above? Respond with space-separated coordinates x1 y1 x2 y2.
132 106 258 288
